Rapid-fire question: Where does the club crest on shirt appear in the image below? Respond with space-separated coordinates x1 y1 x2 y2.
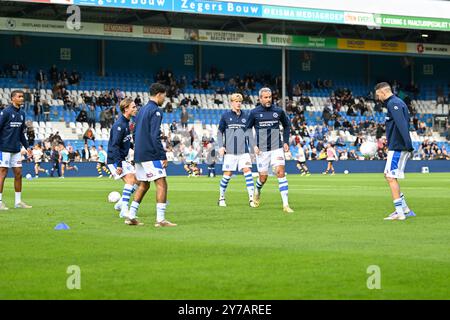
242 119 246 123
273 113 279 118
117 127 121 131
156 112 161 116
394 106 399 110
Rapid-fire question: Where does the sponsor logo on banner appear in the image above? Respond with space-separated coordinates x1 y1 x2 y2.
175 0 261 17
337 38 406 53
407 43 450 56
104 24 133 33
198 30 262 45
143 26 171 36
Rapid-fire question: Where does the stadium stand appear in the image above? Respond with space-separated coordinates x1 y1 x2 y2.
0 66 449 162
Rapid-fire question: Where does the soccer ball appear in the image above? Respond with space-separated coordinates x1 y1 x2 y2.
360 142 378 157
25 173 32 180
344 170 349 175
108 191 121 203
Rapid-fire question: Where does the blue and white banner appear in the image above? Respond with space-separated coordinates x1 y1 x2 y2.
72 0 262 17
174 0 261 18
73 0 173 12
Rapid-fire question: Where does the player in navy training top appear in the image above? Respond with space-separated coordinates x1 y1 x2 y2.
106 98 139 218
245 87 294 213
217 93 256 208
375 82 415 221
127 83 176 227
0 90 32 210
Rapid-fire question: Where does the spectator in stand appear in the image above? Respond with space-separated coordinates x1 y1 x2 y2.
49 64 58 85
76 105 88 123
89 145 99 162
134 95 142 107
33 97 43 124
69 70 80 85
83 127 95 145
25 121 35 147
87 104 96 128
35 69 46 89
170 121 178 133
436 86 445 107
23 88 32 113
104 108 114 129
181 106 189 129
100 109 108 129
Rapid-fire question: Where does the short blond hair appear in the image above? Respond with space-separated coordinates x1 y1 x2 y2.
119 97 134 114
230 93 243 102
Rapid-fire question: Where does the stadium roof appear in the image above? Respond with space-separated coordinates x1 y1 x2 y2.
0 0 449 45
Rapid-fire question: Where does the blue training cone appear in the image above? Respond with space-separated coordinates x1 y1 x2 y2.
54 222 70 230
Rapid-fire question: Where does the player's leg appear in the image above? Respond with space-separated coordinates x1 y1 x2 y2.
385 176 405 220
56 162 61 177
302 162 310 175
96 163 103 177
12 164 32 209
38 164 46 174
296 161 305 175
126 180 149 224
61 163 65 177
34 163 39 177
323 161 330 174
0 166 8 210
102 164 112 177
218 170 232 207
119 173 138 218
218 154 237 206
126 161 152 224
50 161 55 177
275 165 293 213
254 151 270 205
153 177 175 227
272 148 292 212
150 161 175 227
383 150 407 220
242 167 256 207
239 154 255 207
330 161 335 175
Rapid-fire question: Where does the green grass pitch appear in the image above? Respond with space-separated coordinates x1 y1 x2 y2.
0 173 449 299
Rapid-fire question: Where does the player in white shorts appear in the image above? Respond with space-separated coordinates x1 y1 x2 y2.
127 83 176 227
0 90 33 210
375 82 416 221
245 88 293 213
217 93 256 207
106 98 138 218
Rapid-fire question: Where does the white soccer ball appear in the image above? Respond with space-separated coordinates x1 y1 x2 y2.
360 142 378 157
344 170 349 175
108 191 121 203
25 173 32 180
